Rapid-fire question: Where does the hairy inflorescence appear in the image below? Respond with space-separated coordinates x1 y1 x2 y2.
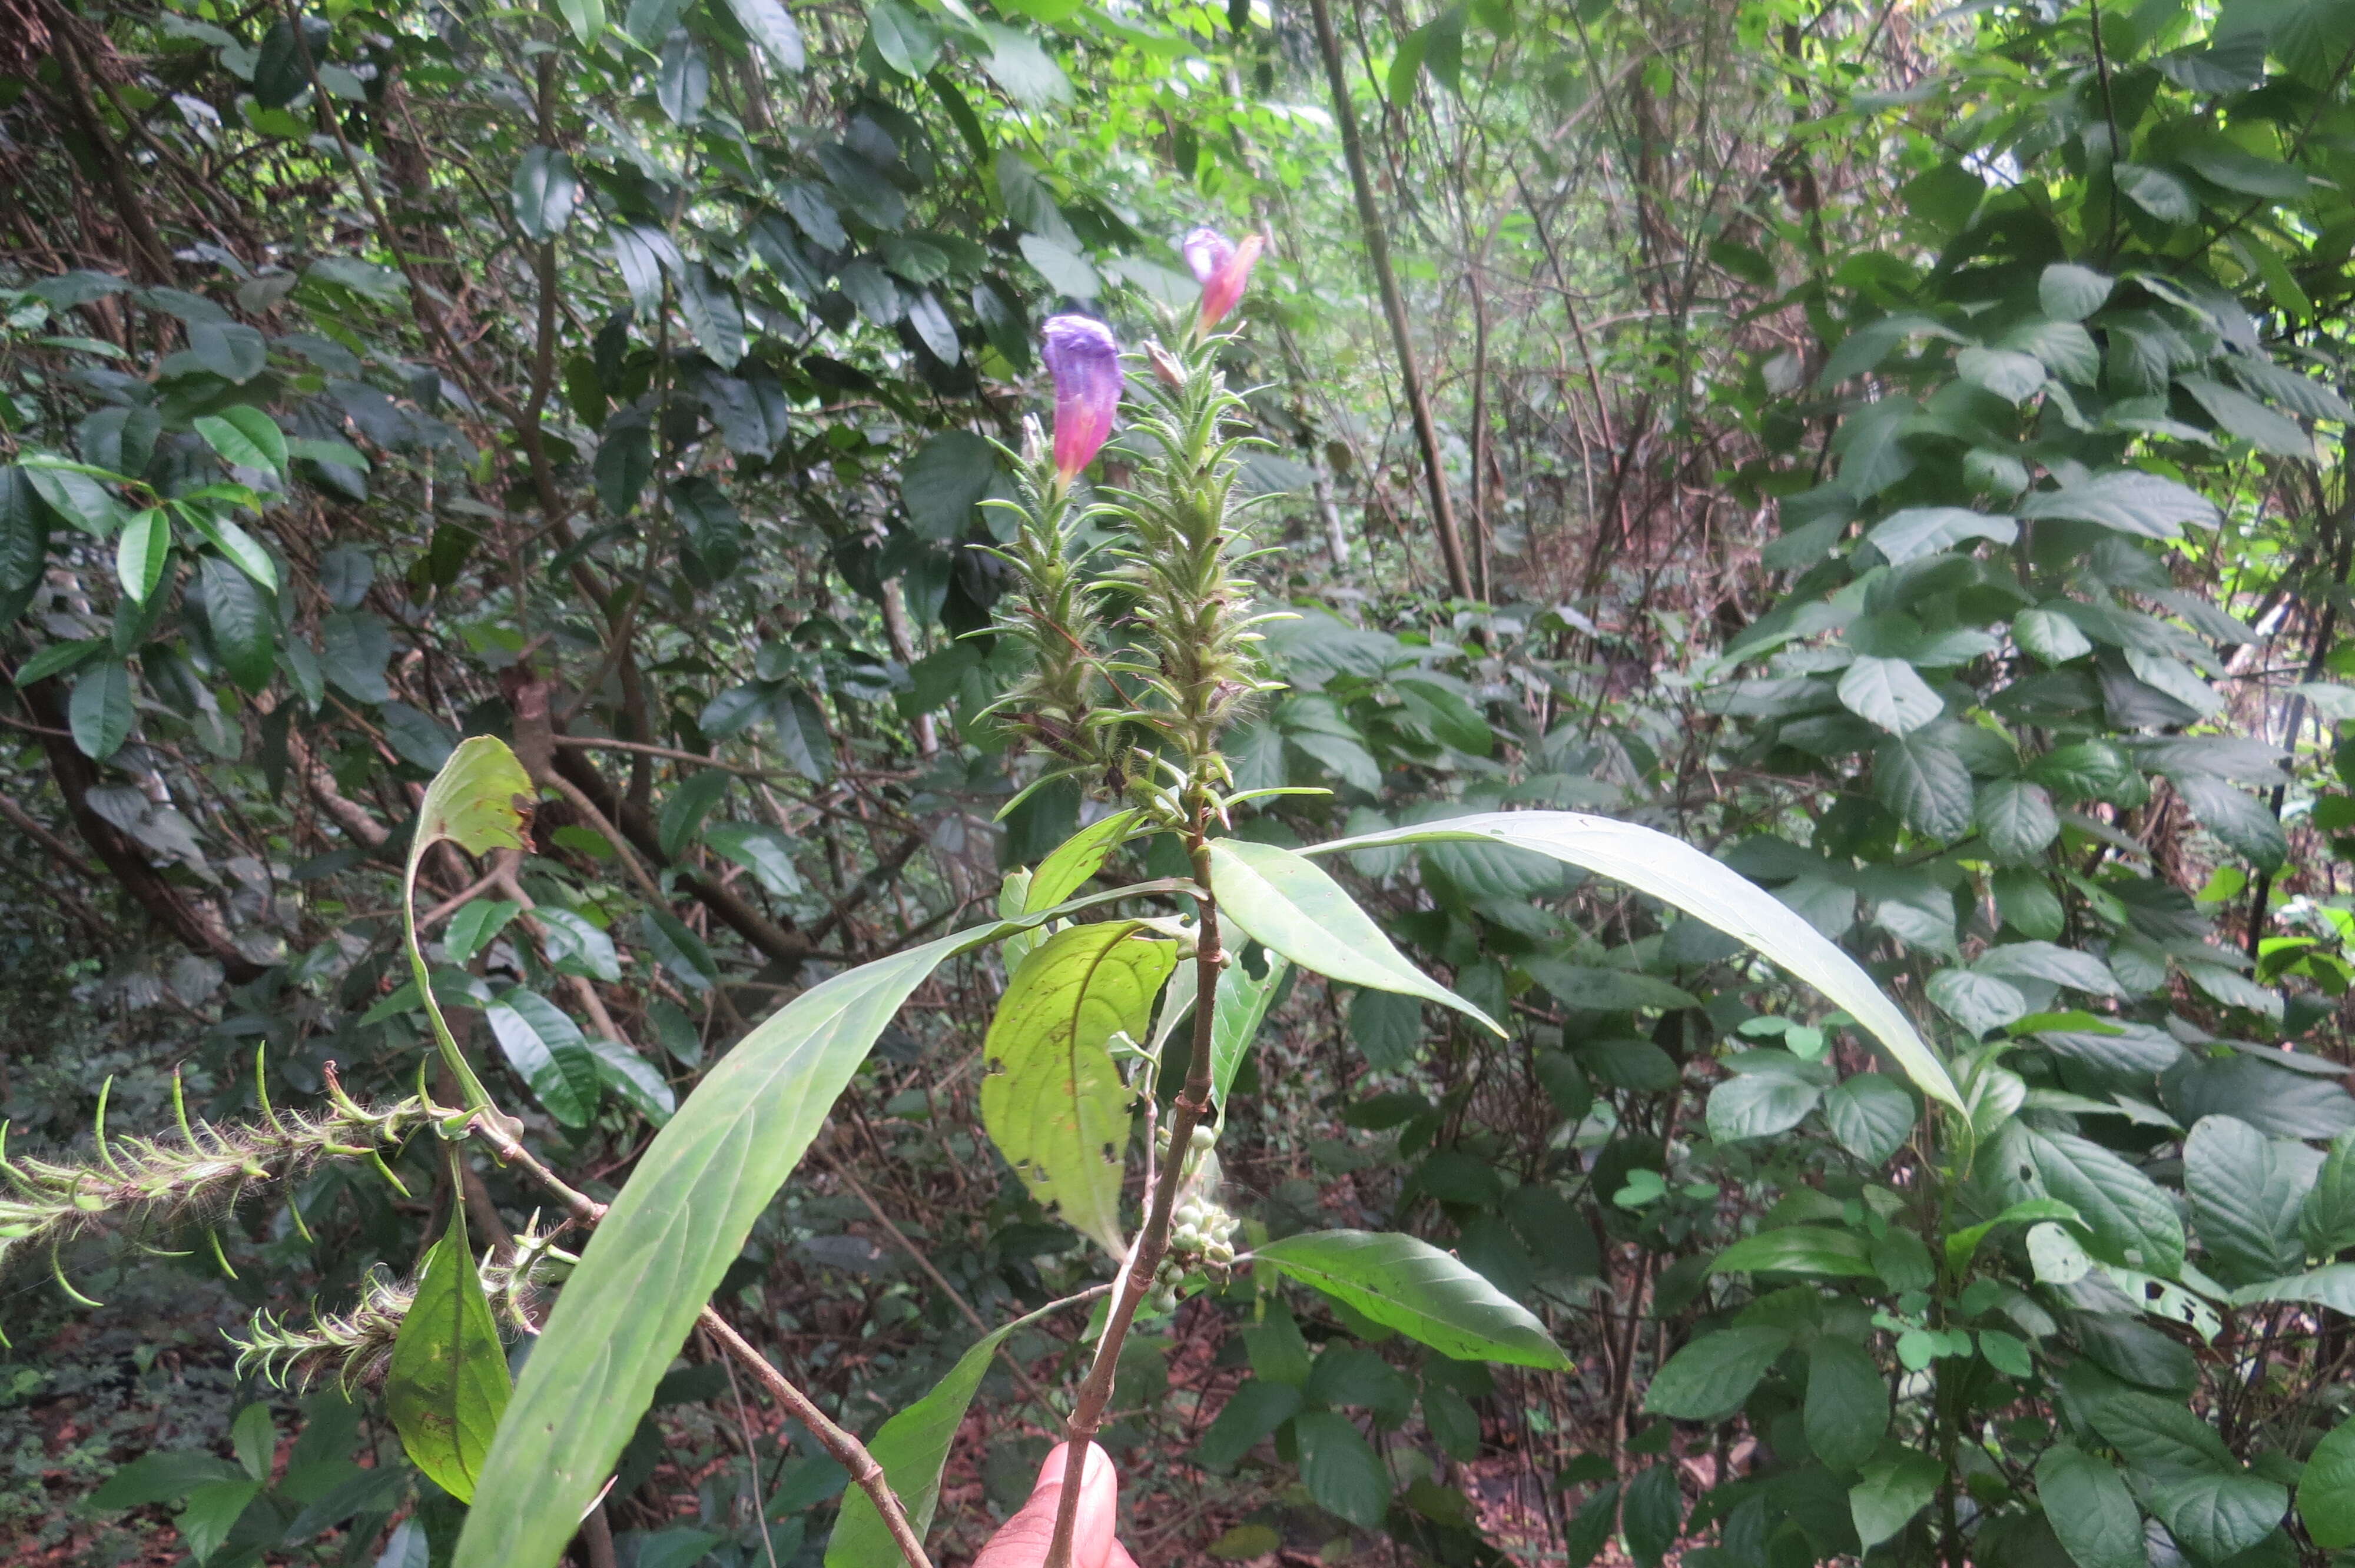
0 1069 429 1290
233 1234 549 1392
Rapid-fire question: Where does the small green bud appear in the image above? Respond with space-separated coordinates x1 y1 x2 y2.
1189 1124 1216 1152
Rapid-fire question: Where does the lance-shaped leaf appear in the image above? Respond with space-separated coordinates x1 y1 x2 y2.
826 1295 1079 1568
1206 838 1502 1036
1252 1230 1571 1369
454 879 1190 1568
1212 951 1289 1114
980 920 1175 1257
1298 812 1961 1111
405 738 538 1114
386 1202 511 1503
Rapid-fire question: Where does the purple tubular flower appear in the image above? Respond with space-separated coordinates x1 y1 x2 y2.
1182 227 1263 330
1041 314 1121 484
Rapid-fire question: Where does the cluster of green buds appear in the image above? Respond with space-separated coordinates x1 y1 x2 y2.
1155 1122 1238 1270
983 227 1289 833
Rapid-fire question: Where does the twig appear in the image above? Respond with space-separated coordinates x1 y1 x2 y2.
552 734 797 780
696 1305 936 1568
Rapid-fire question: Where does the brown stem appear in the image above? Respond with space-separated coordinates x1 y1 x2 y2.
698 1305 934 1568
1041 856 1223 1568
1304 0 1473 600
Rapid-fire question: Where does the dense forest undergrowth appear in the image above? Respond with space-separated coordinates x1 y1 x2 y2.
11 1 2355 1566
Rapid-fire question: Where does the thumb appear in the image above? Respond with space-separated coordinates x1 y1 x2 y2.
971 1442 1120 1568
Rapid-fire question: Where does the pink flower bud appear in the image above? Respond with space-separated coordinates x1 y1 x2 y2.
1040 314 1121 484
1182 226 1263 330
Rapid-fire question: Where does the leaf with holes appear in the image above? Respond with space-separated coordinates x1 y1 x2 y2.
979 920 1175 1256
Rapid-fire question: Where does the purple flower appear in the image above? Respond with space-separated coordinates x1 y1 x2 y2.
1182 227 1263 330
1041 314 1120 484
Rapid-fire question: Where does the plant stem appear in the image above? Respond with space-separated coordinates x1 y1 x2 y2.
699 1305 935 1568
1303 0 1474 600
1040 849 1225 1568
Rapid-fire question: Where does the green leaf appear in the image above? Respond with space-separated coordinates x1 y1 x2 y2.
187 321 267 383
901 430 998 542
443 900 522 965
656 770 732 861
406 738 538 1113
88 1451 246 1509
2036 1447 2143 1568
2181 372 2313 456
1706 1068 1823 1142
722 0 805 70
1928 966 2027 1036
24 462 122 536
1824 1074 1916 1165
179 1478 263 1563
195 556 273 695
2090 1390 2237 1484
2172 773 2286 872
1988 1122 2184 1277
180 509 277 590
320 609 392 702
231 1401 273 1479
1294 1410 1390 1529
194 407 288 474
486 989 598 1127
676 263 745 370
702 822 802 896
2040 263 2114 321
1875 729 1975 839
2184 1115 2308 1284
1642 1325 1791 1420
1206 837 1502 1035
1838 655 1944 735
537 907 621 983
114 507 170 604
2152 1473 2287 1562
0 468 52 622
642 909 719 990
1212 951 1288 1114
1851 1450 1941 1552
1196 1380 1303 1471
1866 506 2018 566
2018 471 2219 538
455 882 1188 1568
510 146 578 241
867 0 944 75
1806 1337 1889 1474
1712 1226 1876 1278
980 920 1175 1256
386 1202 512 1503
1623 1463 1682 1567
583 1037 674 1124
69 660 132 759
553 0 603 46
2297 1419 2355 1548
2302 1129 2355 1259
1253 1229 1572 1368
2016 605 2095 664
2117 162 2197 221
1025 809 1139 912
1349 986 1422 1070
1976 778 2059 863
1303 813 1962 1111
825 1295 1077 1568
